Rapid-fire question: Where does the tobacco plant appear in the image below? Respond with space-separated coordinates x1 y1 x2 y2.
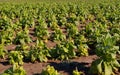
27 39 50 62
90 33 120 75
50 39 76 60
14 30 32 45
73 68 83 75
0 29 14 45
1 63 26 75
74 35 89 56
50 28 66 42
9 51 24 65
35 18 49 41
41 65 60 75
0 44 7 58
66 23 78 38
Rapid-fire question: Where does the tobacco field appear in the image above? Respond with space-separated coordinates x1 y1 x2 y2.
0 0 120 75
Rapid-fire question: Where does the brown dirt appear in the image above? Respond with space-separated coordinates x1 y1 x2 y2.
0 55 98 75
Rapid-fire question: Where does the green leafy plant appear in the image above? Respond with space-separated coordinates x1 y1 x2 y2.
66 23 78 38
110 23 120 44
0 17 12 31
35 19 49 41
14 30 32 45
9 51 23 65
74 35 89 56
15 44 29 51
48 14 59 30
57 16 67 27
41 65 60 75
73 68 83 75
85 21 109 44
0 29 14 45
50 39 76 60
50 21 59 30
1 63 26 75
50 28 66 42
90 33 120 75
67 13 77 24
0 44 7 58
28 47 48 62
27 39 50 62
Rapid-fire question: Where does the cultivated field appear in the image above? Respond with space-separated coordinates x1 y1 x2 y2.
0 0 120 75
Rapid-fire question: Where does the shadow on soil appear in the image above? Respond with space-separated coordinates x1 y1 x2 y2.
0 60 9 66
33 61 91 75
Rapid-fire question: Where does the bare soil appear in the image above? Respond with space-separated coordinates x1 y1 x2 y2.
0 55 98 75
